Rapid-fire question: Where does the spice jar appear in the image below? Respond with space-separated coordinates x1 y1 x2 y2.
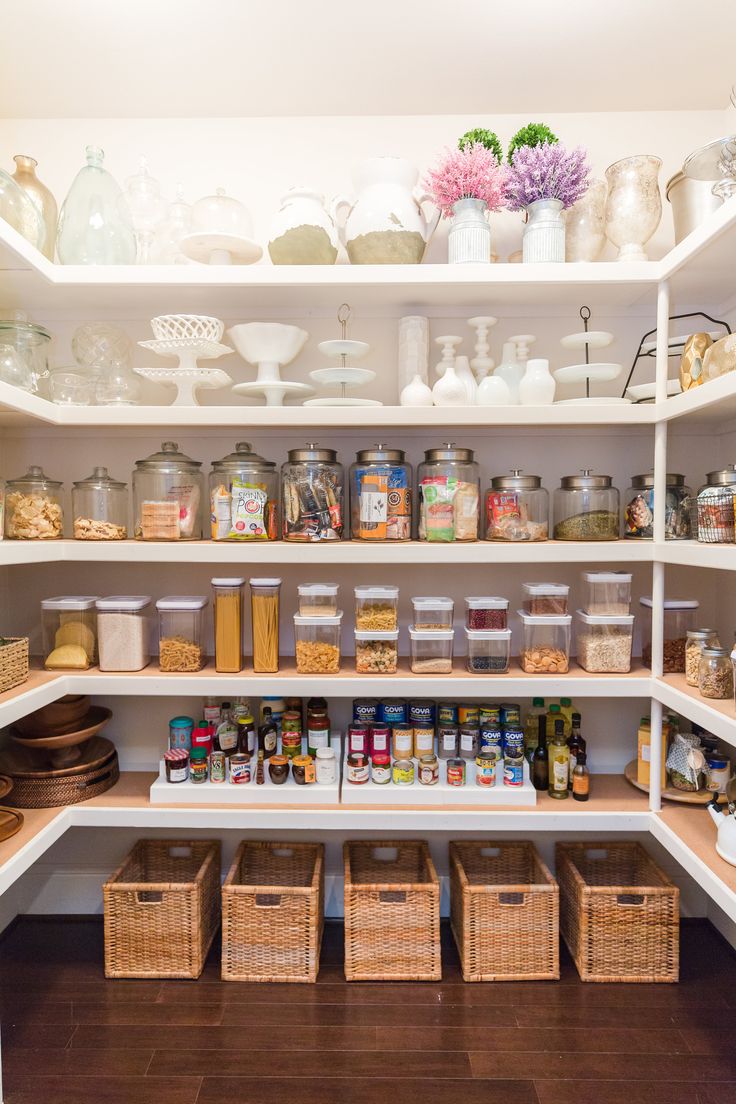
156 595 208 672
42 596 98 669
349 446 412 540
485 470 549 542
640 597 698 672
268 754 289 784
418 443 480 542
694 466 736 543
96 595 151 672
281 443 344 541
212 578 244 674
5 465 63 539
623 473 692 540
72 467 128 540
685 628 720 686
190 747 208 784
133 441 204 541
699 647 734 699
553 470 620 541
294 612 342 673
209 441 278 541
249 578 281 673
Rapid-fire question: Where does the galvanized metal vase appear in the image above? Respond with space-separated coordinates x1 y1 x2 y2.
448 197 491 264
522 198 565 263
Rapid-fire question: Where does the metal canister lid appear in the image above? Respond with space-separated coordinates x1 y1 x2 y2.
72 465 127 489
491 469 542 490
211 441 275 473
630 472 685 489
355 443 406 463
705 464 736 486
423 442 475 462
287 442 338 462
134 441 202 471
560 469 613 489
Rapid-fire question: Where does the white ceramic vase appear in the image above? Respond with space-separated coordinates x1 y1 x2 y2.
333 157 440 264
493 342 524 404
604 155 662 262
268 188 339 265
398 315 430 392
432 360 466 406
453 355 477 404
400 372 434 407
522 198 565 263
518 357 556 405
448 198 491 264
477 374 510 405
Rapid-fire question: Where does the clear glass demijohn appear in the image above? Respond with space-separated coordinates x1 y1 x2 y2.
57 145 137 265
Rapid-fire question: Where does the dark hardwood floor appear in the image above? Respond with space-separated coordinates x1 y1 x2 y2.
0 916 735 1103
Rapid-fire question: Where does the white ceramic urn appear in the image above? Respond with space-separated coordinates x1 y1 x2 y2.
518 357 556 405
268 188 339 265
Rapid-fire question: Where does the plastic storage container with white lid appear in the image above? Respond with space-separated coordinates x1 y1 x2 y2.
517 610 571 674
42 596 99 669
293 611 343 674
640 596 699 673
412 596 454 630
156 595 208 673
522 582 569 615
464 596 509 631
409 627 454 674
464 627 511 673
354 628 400 674
96 596 151 672
297 583 339 617
575 609 634 673
354 585 399 630
582 571 632 616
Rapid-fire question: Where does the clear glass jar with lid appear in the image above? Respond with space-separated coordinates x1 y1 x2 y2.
623 472 692 540
281 443 344 541
349 445 412 541
685 627 720 686
209 441 278 541
132 441 204 541
72 466 128 540
417 443 480 542
485 469 549 542
4 465 63 539
0 314 51 395
694 465 736 543
553 470 620 541
698 646 734 699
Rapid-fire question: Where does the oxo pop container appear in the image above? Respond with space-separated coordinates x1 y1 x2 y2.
95 595 151 672
464 628 511 674
640 596 698 673
409 627 454 674
354 629 399 674
412 596 454 631
575 610 634 673
156 596 208 672
297 583 339 617
465 596 508 631
294 611 343 674
582 571 632 616
354 585 399 631
522 582 569 616
518 611 571 674
42 595 99 669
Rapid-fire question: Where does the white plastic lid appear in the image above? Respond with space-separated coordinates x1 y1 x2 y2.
211 577 245 587
583 572 632 584
412 596 454 610
316 746 336 758
576 609 634 626
640 597 699 610
517 609 572 626
298 584 339 596
465 596 509 609
96 596 151 612
409 626 455 640
355 585 399 600
354 629 400 641
522 583 570 596
156 595 208 611
293 611 343 626
464 627 512 640
249 577 282 587
41 596 99 611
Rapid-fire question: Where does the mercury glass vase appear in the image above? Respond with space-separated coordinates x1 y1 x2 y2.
57 146 136 265
604 155 662 262
565 180 607 262
522 198 565 263
11 155 57 261
448 197 491 264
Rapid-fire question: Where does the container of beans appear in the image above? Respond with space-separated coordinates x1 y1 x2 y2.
409 627 454 674
522 582 569 616
293 611 342 673
412 596 454 631
354 585 399 630
465 596 508 630
640 597 698 673
518 611 571 674
464 628 511 673
354 629 399 674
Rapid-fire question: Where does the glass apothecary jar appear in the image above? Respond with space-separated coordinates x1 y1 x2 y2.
553 470 620 541
485 469 549 542
355 585 399 630
281 444 344 541
464 628 511 673
5 465 63 539
354 629 399 674
42 596 98 669
575 610 634 673
96 596 151 672
698 646 734 700
297 583 339 617
0 315 51 395
517 611 571 674
349 446 412 541
133 441 204 541
694 466 736 543
417 443 480 542
582 571 632 616
156 595 208 672
72 466 128 540
409 627 454 674
640 596 699 672
686 628 720 687
623 472 692 540
209 441 278 542
294 612 342 673
412 596 454 631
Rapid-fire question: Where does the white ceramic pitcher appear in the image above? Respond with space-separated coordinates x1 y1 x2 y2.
333 157 439 264
268 188 339 265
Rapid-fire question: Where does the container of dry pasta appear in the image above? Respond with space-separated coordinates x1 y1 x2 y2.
156 596 208 672
354 585 399 630
96 596 151 672
212 579 244 674
42 596 99 670
294 612 342 674
249 578 281 673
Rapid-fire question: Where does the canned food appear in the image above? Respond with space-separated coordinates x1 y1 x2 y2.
458 704 479 727
210 750 226 783
410 699 436 726
459 725 479 759
479 725 503 758
371 753 392 784
413 724 435 757
353 697 379 725
503 727 525 760
475 751 497 786
479 703 501 727
281 730 302 759
380 698 408 725
347 723 370 755
447 757 466 786
500 702 521 727
392 758 415 785
438 701 458 725
418 754 439 786
391 722 414 759
229 753 251 784
369 723 391 755
438 724 459 759
504 757 524 786
347 751 370 785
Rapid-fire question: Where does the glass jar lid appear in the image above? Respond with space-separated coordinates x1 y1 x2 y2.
559 469 612 489
0 316 51 345
287 442 338 462
630 472 685 489
701 646 729 657
705 464 736 486
211 441 275 473
687 627 718 638
423 442 475 462
7 464 62 489
135 441 202 472
355 444 406 463
72 465 127 490
491 469 542 490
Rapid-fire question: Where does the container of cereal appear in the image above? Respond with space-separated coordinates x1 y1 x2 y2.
411 596 454 631
72 467 128 540
465 597 508 630
640 597 698 672
354 629 399 674
354 585 399 630
297 583 339 617
582 572 632 616
518 611 571 674
156 596 208 672
465 628 511 674
522 583 569 616
42 596 98 669
575 610 634 673
96 596 151 672
409 627 454 674
294 612 342 673
5 465 63 540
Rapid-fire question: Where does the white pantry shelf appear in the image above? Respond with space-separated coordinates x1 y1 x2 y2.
653 674 736 750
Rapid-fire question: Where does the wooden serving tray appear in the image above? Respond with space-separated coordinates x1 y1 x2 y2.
624 759 727 805
0 736 115 778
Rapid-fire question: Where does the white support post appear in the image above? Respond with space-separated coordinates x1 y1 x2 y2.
649 696 664 813
653 421 668 544
651 561 665 680
655 279 670 405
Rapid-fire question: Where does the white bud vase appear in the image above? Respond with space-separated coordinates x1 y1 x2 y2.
448 198 491 264
493 341 524 404
523 198 565 263
432 359 466 406
453 354 477 404
477 374 510 405
400 372 434 407
518 357 556 405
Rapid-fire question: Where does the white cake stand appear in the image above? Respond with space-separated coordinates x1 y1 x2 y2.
554 319 623 400
138 337 233 373
232 380 315 406
305 365 380 406
134 366 232 406
179 232 263 265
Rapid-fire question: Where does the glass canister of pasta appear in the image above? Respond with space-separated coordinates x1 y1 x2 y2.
249 578 281 673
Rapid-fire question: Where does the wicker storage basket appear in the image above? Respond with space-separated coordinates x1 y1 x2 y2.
222 841 324 983
344 840 441 981
450 840 559 982
0 637 29 695
556 841 679 983
104 839 221 979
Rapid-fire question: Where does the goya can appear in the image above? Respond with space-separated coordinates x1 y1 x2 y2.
410 699 436 727
353 697 379 726
458 704 479 727
503 727 525 761
380 698 407 725
479 725 503 759
504 757 524 786
369 723 391 756
438 724 459 759
446 757 466 786
500 702 521 727
438 701 458 726
475 751 497 787
392 758 415 785
479 703 501 728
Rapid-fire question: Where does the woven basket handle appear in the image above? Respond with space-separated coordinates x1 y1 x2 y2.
584 848 609 860
379 890 407 904
498 892 525 906
168 846 192 858
616 894 645 907
481 847 501 857
272 848 294 858
255 893 283 908
135 891 163 905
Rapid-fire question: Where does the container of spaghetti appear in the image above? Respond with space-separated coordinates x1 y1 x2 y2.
212 578 244 673
249 578 281 673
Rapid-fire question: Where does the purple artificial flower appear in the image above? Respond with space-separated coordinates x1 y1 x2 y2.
506 142 591 211
424 143 508 219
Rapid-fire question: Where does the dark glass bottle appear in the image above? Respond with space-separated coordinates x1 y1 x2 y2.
236 713 256 755
567 712 586 790
258 706 278 759
531 715 549 791
572 751 590 802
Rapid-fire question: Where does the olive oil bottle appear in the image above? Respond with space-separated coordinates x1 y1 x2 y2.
548 719 569 799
